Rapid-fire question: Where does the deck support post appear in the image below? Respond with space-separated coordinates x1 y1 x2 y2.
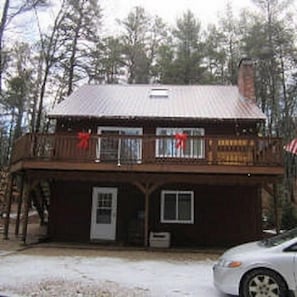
133 179 166 248
144 189 150 247
273 183 280 234
21 178 31 244
3 174 14 240
15 174 24 236
133 182 150 247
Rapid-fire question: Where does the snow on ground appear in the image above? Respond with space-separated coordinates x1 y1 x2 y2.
0 247 226 297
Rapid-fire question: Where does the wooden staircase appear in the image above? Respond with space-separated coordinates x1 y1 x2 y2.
0 168 50 239
31 181 50 225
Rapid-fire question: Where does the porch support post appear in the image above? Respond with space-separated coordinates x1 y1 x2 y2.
273 183 280 234
133 179 167 248
3 174 14 240
15 174 24 236
21 178 31 244
144 188 150 247
256 185 262 238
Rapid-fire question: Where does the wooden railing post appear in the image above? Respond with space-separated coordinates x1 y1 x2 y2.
212 138 218 165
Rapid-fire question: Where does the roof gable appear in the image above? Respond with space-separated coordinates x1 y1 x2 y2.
49 84 266 121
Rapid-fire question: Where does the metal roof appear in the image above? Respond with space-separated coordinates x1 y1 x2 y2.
48 84 266 121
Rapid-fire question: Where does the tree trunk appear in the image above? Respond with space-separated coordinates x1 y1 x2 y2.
0 0 10 93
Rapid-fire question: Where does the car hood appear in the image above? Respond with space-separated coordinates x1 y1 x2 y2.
222 241 266 258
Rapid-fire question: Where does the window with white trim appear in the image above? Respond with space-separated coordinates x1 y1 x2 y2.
156 128 205 158
161 190 194 224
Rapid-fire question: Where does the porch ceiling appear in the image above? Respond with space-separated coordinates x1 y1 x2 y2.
11 160 284 177
22 169 282 186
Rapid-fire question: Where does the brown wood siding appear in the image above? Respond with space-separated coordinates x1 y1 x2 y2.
55 118 259 136
149 184 262 247
49 181 92 242
116 184 144 244
48 180 261 247
48 181 144 243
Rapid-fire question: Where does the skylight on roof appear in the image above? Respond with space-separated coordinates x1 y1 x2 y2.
149 88 169 98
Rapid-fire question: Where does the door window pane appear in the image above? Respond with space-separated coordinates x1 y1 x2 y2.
96 193 112 224
100 130 119 161
96 209 111 224
97 194 112 207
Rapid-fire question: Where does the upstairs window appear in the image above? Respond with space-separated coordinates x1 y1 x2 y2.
156 128 205 158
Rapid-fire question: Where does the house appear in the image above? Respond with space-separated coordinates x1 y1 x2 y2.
7 58 284 247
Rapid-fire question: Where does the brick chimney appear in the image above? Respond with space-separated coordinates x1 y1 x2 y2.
238 58 256 103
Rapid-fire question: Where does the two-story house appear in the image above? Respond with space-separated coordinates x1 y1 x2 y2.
7 58 284 247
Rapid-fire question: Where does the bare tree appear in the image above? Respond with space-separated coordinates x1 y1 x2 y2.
0 0 49 93
0 0 10 93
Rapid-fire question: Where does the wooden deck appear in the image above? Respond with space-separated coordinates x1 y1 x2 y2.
10 133 284 176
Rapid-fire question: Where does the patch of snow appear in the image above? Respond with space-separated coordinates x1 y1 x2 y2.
0 253 225 297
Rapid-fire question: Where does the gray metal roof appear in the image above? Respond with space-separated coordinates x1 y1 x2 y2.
48 84 266 121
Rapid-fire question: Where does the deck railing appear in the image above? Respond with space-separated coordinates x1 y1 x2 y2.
11 133 283 167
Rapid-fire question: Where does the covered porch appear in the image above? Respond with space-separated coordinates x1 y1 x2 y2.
3 170 282 247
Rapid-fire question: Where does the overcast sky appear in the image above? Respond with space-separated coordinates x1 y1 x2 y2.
2 0 256 41
100 0 255 33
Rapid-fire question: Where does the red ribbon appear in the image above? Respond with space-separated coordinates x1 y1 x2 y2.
175 133 188 151
77 132 90 150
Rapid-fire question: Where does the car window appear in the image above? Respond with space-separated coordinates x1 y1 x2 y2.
260 228 297 247
284 243 297 252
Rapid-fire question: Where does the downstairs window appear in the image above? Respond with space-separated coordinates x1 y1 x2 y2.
161 190 194 224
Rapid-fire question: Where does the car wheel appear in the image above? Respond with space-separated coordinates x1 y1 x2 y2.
240 268 288 297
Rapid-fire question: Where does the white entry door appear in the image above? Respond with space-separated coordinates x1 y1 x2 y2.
90 187 117 240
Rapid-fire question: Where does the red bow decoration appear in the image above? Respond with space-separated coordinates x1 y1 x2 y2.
77 132 90 150
175 133 188 151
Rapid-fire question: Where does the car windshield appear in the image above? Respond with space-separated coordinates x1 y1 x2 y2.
259 228 297 247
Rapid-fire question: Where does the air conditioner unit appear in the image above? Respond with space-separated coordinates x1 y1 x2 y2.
149 232 171 248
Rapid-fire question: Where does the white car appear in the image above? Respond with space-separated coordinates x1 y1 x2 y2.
213 228 297 297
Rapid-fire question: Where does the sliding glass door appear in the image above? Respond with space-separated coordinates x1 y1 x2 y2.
97 127 142 164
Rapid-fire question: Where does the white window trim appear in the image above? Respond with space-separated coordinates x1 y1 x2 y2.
97 127 143 134
155 128 205 159
160 190 194 224
96 127 143 163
